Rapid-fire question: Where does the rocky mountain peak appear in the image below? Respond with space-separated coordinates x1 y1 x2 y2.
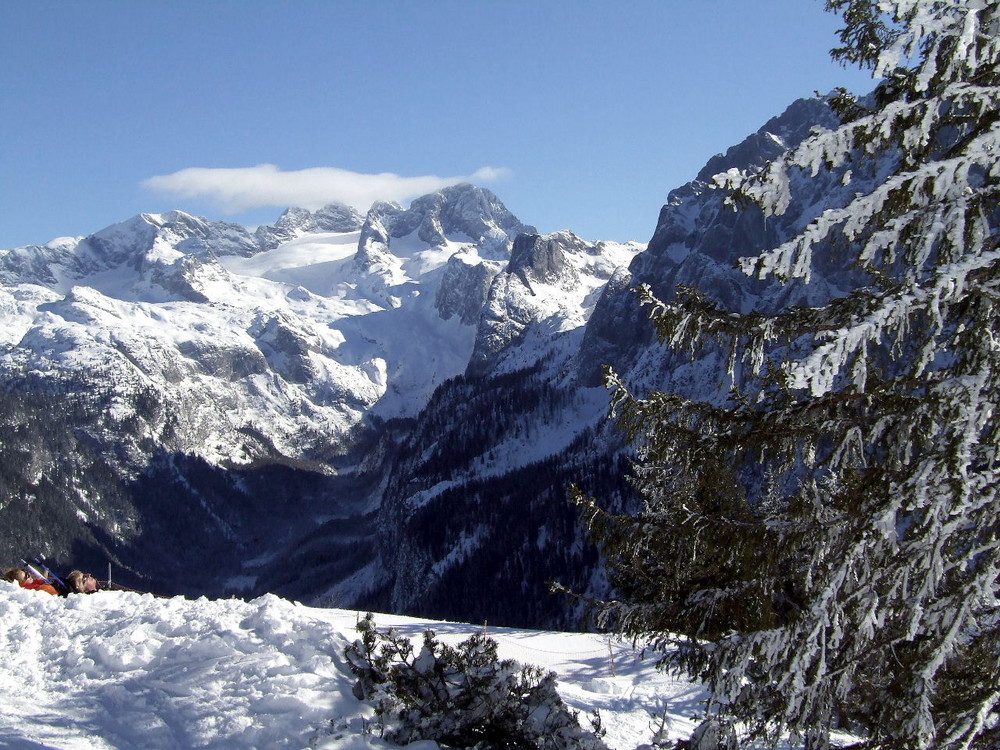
409 183 532 248
311 203 365 232
358 184 532 259
254 203 365 251
507 232 576 287
434 250 500 326
578 96 852 388
694 96 840 184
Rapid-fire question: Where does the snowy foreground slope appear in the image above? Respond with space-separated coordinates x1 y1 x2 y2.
0 584 701 750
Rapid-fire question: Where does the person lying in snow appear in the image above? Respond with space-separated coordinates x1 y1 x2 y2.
3 566 60 595
5 564 159 597
65 570 100 594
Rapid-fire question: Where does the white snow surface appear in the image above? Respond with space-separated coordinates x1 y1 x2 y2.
0 584 701 750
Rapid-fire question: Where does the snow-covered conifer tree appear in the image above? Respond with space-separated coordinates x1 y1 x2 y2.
576 2 1000 747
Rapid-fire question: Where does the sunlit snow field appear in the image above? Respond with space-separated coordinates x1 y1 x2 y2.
0 584 703 749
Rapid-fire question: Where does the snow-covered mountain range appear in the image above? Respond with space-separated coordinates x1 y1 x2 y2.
0 95 859 628
1 184 641 461
0 181 641 612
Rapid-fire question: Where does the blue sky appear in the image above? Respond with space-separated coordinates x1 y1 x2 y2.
1 1 876 250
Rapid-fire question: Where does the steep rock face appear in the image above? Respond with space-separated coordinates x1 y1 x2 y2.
355 212 393 263
435 251 500 325
351 184 534 310
248 312 319 385
87 212 259 271
254 203 364 251
360 184 531 247
468 231 639 377
146 254 227 303
359 184 531 254
577 96 866 390
508 232 578 287
346 231 642 627
142 211 260 259
406 184 532 256
692 96 840 185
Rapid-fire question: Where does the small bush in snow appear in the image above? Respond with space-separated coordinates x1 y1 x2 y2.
345 612 607 750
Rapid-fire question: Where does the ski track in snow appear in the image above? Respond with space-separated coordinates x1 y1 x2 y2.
0 584 702 749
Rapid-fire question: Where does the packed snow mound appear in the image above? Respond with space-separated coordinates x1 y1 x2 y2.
0 584 701 749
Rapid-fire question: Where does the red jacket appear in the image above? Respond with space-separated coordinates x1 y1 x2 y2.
21 579 59 596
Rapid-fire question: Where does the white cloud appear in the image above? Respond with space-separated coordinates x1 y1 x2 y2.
142 164 511 213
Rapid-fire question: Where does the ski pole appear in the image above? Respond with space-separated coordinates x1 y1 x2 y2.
20 559 48 582
35 557 67 592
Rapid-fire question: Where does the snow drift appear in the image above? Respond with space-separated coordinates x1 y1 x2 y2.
0 584 701 749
